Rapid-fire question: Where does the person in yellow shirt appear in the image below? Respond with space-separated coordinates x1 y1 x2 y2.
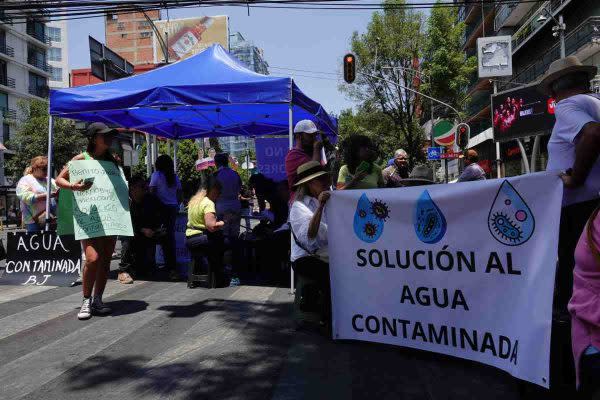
186 177 226 286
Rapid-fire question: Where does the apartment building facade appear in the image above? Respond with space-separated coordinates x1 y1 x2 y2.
46 19 68 88
459 0 600 176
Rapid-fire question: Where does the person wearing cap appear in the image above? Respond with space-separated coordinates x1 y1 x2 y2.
337 135 384 190
458 150 486 182
538 56 600 393
289 161 332 326
382 149 410 188
56 122 121 321
285 120 323 194
537 57 600 310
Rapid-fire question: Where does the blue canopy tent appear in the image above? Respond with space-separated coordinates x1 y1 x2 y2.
49 44 337 139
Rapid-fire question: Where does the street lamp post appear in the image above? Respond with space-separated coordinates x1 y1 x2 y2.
538 8 566 58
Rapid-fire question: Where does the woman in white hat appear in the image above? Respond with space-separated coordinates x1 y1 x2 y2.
289 161 332 327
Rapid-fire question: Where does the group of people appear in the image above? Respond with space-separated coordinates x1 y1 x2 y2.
12 52 600 397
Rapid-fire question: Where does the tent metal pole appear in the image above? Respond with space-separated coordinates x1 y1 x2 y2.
146 133 152 176
288 92 294 295
173 140 178 171
44 115 54 232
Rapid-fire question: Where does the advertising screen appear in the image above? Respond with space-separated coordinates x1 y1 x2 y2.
491 83 556 142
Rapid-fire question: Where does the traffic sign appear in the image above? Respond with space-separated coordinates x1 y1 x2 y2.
441 151 463 160
427 147 442 160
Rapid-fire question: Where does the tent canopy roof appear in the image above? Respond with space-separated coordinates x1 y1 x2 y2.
50 44 337 139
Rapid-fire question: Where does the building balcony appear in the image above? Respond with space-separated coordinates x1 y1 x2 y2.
28 85 49 98
503 16 600 91
461 4 496 49
0 76 15 89
512 0 572 54
1 108 16 121
494 1 538 31
26 27 50 46
0 43 14 58
0 11 12 25
27 57 51 73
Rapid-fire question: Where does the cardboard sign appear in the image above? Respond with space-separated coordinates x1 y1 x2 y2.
0 232 81 286
69 160 133 240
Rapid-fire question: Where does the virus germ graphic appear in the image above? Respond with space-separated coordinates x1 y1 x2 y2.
490 212 523 243
363 222 378 238
358 209 367 218
371 199 390 221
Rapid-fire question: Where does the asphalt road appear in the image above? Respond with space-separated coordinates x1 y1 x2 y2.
0 250 545 400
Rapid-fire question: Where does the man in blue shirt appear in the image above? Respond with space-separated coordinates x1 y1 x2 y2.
458 150 486 182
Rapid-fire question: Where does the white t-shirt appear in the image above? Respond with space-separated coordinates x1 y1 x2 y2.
149 171 181 206
547 93 600 206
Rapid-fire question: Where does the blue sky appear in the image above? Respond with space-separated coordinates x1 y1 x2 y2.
68 3 429 115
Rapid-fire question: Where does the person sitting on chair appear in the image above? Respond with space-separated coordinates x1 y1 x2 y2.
289 161 331 328
185 177 226 287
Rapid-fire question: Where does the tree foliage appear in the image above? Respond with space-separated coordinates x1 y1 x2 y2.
340 0 427 166
421 1 478 117
6 99 86 180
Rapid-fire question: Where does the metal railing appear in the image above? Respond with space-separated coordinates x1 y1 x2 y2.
0 12 12 25
0 76 15 89
494 3 515 31
0 43 14 58
1 108 16 120
28 85 49 98
502 16 600 91
27 56 50 72
26 27 50 45
511 0 571 52
467 94 491 118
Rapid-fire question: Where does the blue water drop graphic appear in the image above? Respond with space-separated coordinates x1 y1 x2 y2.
353 193 385 243
488 180 535 246
414 190 447 244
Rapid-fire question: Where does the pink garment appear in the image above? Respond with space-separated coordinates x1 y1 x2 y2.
568 211 600 385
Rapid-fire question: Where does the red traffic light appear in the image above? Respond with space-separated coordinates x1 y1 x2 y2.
456 123 470 149
343 53 356 84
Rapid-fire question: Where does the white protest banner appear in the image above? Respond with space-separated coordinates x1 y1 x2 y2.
69 160 134 240
327 172 562 387
0 232 81 286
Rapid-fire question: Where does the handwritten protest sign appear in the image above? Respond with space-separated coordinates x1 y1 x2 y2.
327 172 562 387
69 160 133 240
0 232 81 286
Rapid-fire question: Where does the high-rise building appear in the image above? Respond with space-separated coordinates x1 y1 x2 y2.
221 32 270 158
105 10 159 65
0 5 51 187
230 32 269 75
47 19 68 88
458 0 600 177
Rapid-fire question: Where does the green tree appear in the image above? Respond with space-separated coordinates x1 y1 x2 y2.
175 139 203 199
340 0 427 166
421 1 477 117
6 99 86 179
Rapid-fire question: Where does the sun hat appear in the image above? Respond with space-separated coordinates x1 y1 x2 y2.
400 164 435 186
294 161 329 187
537 56 597 95
293 120 318 134
86 122 118 137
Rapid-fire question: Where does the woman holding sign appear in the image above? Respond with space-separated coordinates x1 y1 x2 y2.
56 122 119 320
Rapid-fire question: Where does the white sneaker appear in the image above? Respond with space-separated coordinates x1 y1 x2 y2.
91 296 112 315
78 298 92 320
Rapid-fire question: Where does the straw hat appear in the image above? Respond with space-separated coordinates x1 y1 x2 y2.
294 161 328 186
537 56 597 95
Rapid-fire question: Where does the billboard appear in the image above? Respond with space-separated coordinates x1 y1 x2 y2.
477 36 512 78
491 83 556 142
153 16 228 63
